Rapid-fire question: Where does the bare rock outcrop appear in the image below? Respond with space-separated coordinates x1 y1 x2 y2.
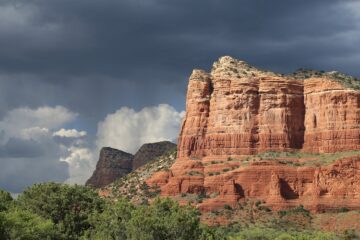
178 56 360 158
87 141 177 188
147 56 360 212
86 147 133 188
133 141 176 170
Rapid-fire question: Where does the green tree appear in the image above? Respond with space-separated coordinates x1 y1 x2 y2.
126 198 202 240
83 198 135 240
230 227 278 240
199 225 228 240
275 233 294 240
0 190 13 212
229 227 340 240
17 182 104 240
0 207 59 240
0 189 14 239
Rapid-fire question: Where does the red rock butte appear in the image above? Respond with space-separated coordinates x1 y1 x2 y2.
147 56 360 212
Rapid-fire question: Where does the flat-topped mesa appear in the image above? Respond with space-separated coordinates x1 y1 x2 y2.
177 56 360 158
147 56 360 213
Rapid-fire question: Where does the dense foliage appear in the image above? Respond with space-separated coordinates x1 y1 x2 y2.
17 183 105 240
83 198 208 240
0 183 357 240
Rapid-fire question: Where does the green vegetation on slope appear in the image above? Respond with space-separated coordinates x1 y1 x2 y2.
0 183 359 240
107 149 177 202
229 228 342 240
289 68 360 90
241 150 360 167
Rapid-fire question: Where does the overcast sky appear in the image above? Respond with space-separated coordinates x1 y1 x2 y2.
0 0 359 193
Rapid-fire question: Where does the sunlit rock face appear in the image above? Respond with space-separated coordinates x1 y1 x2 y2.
148 56 360 212
178 56 360 158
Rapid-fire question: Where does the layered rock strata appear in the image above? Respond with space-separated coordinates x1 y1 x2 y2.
178 56 360 158
148 56 360 212
148 156 360 212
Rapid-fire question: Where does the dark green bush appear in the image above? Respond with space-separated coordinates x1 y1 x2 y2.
278 205 310 218
83 198 134 240
0 207 60 240
17 182 105 240
126 198 202 240
0 183 353 240
0 190 13 212
224 204 232 210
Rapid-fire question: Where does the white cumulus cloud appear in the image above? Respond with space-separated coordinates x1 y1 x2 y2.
0 104 185 192
60 146 95 184
0 106 77 139
0 105 83 193
53 128 87 138
96 104 184 154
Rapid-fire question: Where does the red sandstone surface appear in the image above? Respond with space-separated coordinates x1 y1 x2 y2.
147 56 360 212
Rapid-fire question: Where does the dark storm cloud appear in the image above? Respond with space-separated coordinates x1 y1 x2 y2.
0 0 359 119
0 156 69 193
0 0 358 71
0 136 69 193
0 0 359 191
0 137 44 158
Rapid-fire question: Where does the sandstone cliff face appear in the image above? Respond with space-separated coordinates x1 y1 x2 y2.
86 147 133 188
178 56 360 158
133 141 176 170
303 78 360 153
148 56 360 212
148 154 360 212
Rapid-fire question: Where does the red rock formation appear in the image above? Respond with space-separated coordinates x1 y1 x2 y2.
148 156 360 212
303 78 360 153
147 56 360 212
178 56 360 158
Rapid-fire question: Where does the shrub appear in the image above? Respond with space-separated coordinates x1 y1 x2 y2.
230 227 340 240
140 182 150 191
126 198 202 240
278 205 310 218
83 198 134 240
199 225 228 240
255 200 262 207
188 171 203 176
338 207 349 213
0 207 60 240
224 204 232 210
0 190 13 212
17 182 104 240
